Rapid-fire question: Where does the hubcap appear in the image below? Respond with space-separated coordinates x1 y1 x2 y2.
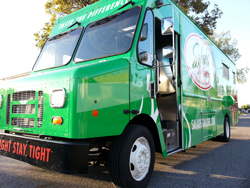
226 121 230 138
129 137 151 181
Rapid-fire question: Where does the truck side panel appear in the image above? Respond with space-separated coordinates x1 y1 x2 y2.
69 59 130 138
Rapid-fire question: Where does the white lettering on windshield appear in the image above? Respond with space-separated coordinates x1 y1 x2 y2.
58 19 75 30
57 0 130 30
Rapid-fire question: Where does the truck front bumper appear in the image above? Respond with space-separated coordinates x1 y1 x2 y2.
0 133 89 174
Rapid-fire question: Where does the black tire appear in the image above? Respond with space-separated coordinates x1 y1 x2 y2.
109 124 155 188
222 117 230 142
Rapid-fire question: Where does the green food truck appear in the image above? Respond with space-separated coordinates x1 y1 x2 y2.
0 0 238 187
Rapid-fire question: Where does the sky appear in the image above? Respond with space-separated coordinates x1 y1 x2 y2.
0 0 249 106
208 0 250 106
0 0 50 77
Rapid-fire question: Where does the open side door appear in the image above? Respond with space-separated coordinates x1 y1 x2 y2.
154 8 182 153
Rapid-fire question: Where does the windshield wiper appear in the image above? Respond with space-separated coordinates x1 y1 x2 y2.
117 0 135 10
103 0 135 22
67 21 81 29
49 33 67 41
49 26 80 41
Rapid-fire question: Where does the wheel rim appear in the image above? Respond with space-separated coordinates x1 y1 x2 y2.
226 121 230 138
129 137 151 181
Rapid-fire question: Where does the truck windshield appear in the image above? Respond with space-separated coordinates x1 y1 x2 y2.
74 6 141 62
33 27 83 71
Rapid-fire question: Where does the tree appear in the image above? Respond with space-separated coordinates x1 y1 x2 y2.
210 30 248 84
34 14 56 49
34 0 98 49
210 31 241 62
237 67 249 84
173 1 248 84
173 0 223 36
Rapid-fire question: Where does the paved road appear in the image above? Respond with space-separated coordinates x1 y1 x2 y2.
0 114 250 188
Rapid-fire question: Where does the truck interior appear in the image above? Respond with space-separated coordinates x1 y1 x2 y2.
155 17 182 153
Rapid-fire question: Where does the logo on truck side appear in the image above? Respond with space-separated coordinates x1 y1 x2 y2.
184 33 215 90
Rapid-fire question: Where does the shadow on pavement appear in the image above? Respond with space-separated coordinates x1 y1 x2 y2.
149 117 250 188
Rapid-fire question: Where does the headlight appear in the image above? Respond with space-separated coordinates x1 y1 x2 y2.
50 88 66 108
0 94 3 109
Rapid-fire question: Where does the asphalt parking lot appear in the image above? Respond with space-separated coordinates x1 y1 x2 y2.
0 114 249 188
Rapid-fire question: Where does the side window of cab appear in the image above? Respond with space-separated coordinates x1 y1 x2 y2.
137 10 154 66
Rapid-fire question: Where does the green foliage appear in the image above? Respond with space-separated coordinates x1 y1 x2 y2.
174 0 209 14
34 0 98 49
210 31 241 62
174 0 223 36
34 14 56 49
237 67 249 84
210 30 248 84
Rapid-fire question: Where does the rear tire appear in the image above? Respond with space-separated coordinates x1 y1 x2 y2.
222 117 230 142
109 125 155 188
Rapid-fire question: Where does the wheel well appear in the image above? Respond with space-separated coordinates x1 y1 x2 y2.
225 114 230 125
128 114 162 154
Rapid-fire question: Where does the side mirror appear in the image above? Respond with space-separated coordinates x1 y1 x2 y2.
222 96 235 107
161 17 173 35
155 0 163 7
140 23 148 42
139 51 153 65
162 46 174 59
139 51 148 63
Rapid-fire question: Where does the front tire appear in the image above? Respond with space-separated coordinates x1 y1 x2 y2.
109 125 155 188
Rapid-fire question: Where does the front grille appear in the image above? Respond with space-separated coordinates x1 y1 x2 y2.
6 90 44 129
13 90 36 101
11 118 35 128
37 91 44 127
6 94 11 125
12 104 36 114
